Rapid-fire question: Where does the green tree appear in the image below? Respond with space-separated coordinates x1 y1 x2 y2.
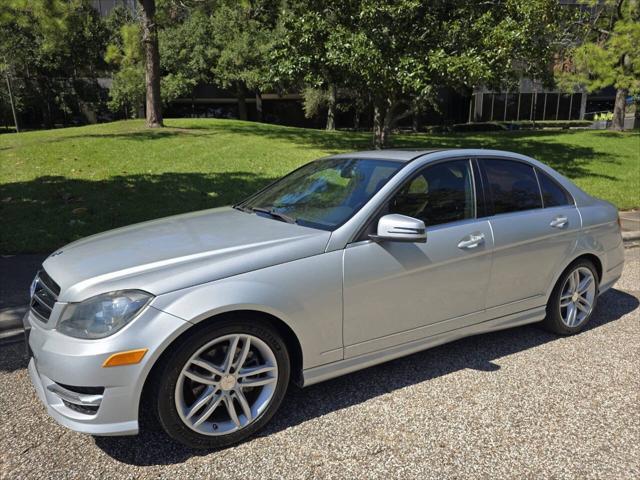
137 0 163 127
0 0 108 129
209 0 280 121
558 0 639 130
105 23 145 117
159 7 218 105
107 2 219 116
270 1 349 130
272 0 562 148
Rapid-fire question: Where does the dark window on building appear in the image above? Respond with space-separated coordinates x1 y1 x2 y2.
537 169 572 207
389 160 475 226
482 159 542 214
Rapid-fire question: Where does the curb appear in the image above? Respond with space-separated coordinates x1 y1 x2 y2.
0 306 27 333
622 231 640 242
0 328 24 345
623 231 640 249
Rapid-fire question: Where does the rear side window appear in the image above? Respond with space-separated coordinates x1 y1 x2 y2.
537 169 572 207
482 159 542 214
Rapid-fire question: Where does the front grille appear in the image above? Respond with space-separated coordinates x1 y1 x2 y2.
30 269 61 322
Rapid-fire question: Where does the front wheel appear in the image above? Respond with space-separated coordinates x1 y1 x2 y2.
152 319 290 449
544 259 599 335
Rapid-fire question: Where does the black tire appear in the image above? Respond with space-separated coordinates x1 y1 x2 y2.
543 258 599 335
150 318 290 449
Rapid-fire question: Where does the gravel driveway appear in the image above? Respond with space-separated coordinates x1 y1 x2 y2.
1 249 638 479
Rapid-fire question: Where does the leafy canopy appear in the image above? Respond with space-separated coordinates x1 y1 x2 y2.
272 0 562 107
558 0 640 94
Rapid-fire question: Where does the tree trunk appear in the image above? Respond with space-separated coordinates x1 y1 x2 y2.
3 67 19 133
383 107 392 145
411 100 420 132
326 83 336 130
579 89 587 120
373 103 384 149
139 0 163 128
373 98 393 149
353 107 360 130
611 87 627 131
237 83 247 121
43 97 53 130
255 89 263 122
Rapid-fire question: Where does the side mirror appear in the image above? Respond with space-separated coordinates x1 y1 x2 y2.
370 214 427 243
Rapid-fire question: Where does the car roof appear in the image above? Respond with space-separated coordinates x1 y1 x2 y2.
328 148 594 206
328 148 539 163
329 149 446 162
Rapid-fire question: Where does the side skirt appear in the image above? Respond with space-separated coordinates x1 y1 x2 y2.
301 305 546 387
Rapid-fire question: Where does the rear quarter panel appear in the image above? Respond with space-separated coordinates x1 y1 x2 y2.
576 200 624 289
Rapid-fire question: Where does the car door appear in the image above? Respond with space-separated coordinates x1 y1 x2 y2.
342 158 494 358
479 157 580 317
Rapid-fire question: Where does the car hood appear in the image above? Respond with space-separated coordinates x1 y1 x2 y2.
43 207 331 302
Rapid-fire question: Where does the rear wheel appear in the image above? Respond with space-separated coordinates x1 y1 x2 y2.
544 259 599 335
152 319 290 449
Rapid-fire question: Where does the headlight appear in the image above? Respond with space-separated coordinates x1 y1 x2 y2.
57 290 153 339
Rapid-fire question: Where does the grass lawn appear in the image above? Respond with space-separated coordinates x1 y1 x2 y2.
1 118 638 253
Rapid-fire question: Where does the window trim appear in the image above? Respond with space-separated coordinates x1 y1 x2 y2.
477 156 545 217
471 157 490 218
351 158 478 242
532 167 545 208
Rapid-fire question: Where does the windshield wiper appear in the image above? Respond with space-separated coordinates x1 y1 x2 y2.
233 204 252 213
251 207 297 224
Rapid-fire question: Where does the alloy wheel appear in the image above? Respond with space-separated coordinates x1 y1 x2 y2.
175 334 278 436
559 266 596 328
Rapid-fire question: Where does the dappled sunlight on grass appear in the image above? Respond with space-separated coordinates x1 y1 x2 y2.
0 119 638 252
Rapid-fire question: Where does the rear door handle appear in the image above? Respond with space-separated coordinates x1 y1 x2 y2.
550 216 568 228
457 233 485 249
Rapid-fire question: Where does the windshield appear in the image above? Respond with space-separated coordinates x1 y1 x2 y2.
238 158 402 230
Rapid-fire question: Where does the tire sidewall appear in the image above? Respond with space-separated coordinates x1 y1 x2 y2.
154 319 290 449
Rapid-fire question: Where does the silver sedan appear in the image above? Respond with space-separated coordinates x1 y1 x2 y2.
25 149 624 448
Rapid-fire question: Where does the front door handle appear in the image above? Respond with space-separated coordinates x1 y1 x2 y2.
550 216 568 228
457 233 485 249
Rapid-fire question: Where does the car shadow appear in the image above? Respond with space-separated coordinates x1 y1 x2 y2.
0 172 277 253
3 126 634 253
87 287 638 466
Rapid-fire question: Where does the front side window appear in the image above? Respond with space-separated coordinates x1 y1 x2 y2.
389 160 475 226
482 159 542 214
537 169 572 207
239 158 402 230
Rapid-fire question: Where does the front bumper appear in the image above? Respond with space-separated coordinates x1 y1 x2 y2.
25 305 191 436
28 358 138 435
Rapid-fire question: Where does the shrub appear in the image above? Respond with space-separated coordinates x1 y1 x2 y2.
504 120 593 129
452 120 592 132
451 122 507 132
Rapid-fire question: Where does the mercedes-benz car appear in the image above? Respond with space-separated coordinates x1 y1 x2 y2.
25 149 624 448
